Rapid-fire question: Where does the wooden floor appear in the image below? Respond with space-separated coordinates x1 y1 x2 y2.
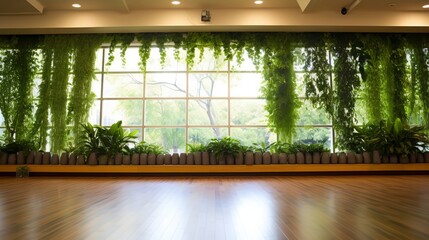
0 176 428 240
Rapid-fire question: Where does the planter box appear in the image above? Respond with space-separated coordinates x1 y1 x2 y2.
35 152 43 165
363 152 371 164
271 153 279 164
313 152 321 164
202 152 210 165
226 155 234 165
164 154 172 165
17 151 25 165
114 153 122 165
235 152 244 165
338 152 346 164
51 154 60 165
305 152 312 164
296 152 304 164
330 153 338 164
262 152 271 164
156 154 165 165
373 151 381 164
60 152 69 165
321 152 330 164
193 152 202 165
140 154 148 165
254 152 262 165
76 155 86 165
245 152 254 165
147 154 156 165
347 152 356 164
0 152 8 164
69 153 77 165
123 155 131 165
287 153 295 164
131 153 140 165
42 152 51 165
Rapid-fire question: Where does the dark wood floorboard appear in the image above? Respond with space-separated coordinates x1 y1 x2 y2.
0 175 428 240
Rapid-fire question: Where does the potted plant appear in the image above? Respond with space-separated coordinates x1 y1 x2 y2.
131 141 167 165
206 137 242 165
187 143 207 165
79 121 138 165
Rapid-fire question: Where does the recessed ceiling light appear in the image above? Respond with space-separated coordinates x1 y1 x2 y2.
172 1 181 5
72 3 81 8
254 0 263 4
423 4 429 9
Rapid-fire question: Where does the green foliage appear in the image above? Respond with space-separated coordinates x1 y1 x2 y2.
347 119 428 155
249 142 273 153
0 140 37 154
206 137 242 159
68 35 104 148
384 35 408 123
328 34 363 150
269 141 289 154
262 35 300 143
132 141 166 155
287 142 329 154
408 34 429 130
302 33 333 115
48 35 74 153
32 46 52 150
360 34 387 124
78 121 138 157
106 33 135 66
16 165 29 178
186 143 208 153
0 36 40 142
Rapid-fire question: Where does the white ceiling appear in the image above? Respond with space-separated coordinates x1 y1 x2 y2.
0 0 428 34
1 0 428 14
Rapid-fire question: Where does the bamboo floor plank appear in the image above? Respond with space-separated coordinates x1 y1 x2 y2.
0 175 428 240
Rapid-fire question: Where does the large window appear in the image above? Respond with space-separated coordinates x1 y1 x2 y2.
0 45 335 153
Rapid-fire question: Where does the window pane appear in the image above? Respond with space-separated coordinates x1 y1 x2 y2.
189 73 228 97
230 127 275 147
89 100 100 125
145 100 185 126
146 48 187 71
127 128 142 142
0 110 4 127
230 100 266 125
295 73 306 97
92 74 102 98
94 49 103 72
144 128 185 153
188 100 228 126
146 73 186 98
230 73 263 97
188 127 228 144
297 100 331 125
192 49 228 71
355 99 367 125
230 51 258 71
105 47 141 72
102 100 143 126
103 73 144 98
295 127 332 150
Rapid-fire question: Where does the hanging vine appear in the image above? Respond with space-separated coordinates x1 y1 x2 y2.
0 36 40 143
32 39 53 150
261 34 300 143
384 35 408 123
49 35 73 153
328 33 362 150
302 33 333 116
67 35 105 148
360 34 387 124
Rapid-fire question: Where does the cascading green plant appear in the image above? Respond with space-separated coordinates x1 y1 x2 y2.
0 36 40 143
67 35 104 148
206 137 243 161
302 33 333 116
328 33 363 150
384 35 408 123
49 35 74 153
262 34 300 143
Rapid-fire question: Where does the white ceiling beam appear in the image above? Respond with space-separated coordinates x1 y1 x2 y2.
295 0 312 12
26 0 44 14
120 0 130 13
